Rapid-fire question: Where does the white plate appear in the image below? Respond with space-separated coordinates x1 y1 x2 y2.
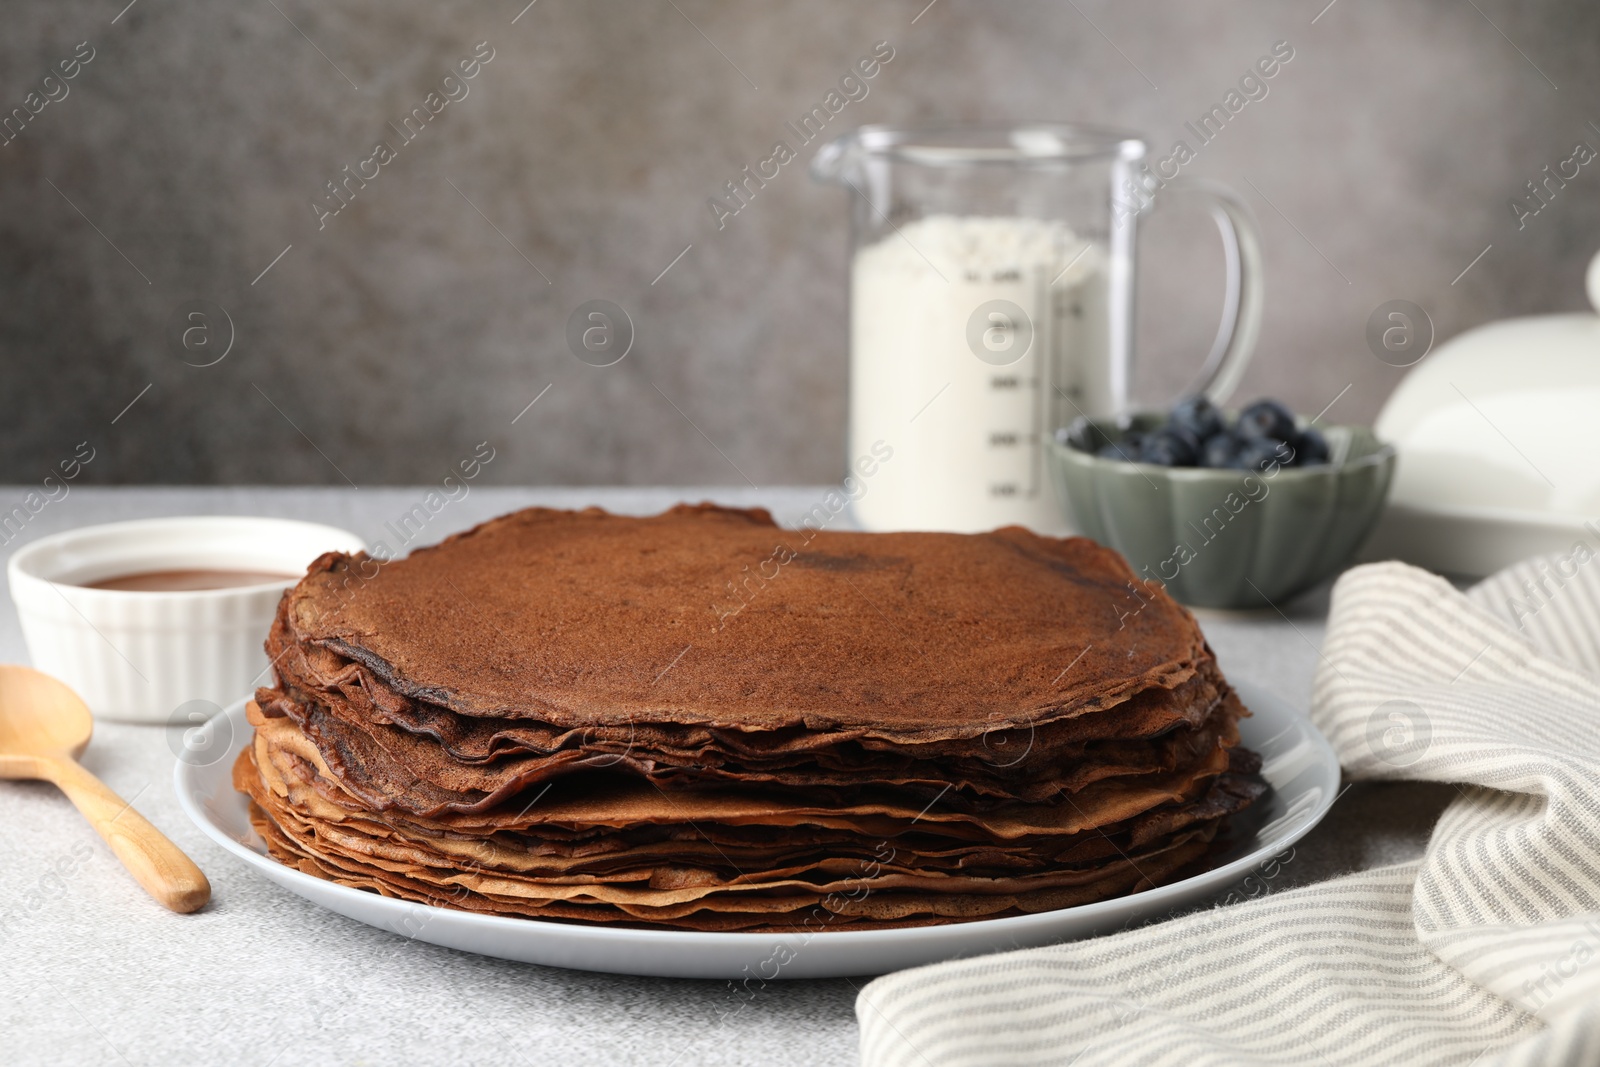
174 679 1339 979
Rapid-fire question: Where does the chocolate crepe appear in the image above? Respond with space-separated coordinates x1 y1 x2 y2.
236 504 1267 931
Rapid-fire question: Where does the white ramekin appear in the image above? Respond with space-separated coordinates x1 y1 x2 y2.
7 516 365 724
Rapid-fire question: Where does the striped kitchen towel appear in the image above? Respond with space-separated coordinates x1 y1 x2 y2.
857 554 1600 1066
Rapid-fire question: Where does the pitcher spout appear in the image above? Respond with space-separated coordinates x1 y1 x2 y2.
808 130 860 185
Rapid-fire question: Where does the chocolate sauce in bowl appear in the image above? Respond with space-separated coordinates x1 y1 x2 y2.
82 569 298 592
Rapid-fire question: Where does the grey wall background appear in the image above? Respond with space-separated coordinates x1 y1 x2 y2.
2 0 1596 486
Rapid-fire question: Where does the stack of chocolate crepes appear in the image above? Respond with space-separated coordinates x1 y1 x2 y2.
236 504 1266 931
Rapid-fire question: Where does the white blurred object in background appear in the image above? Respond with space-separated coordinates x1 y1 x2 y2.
1366 250 1600 576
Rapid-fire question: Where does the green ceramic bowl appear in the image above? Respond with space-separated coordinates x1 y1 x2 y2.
1048 415 1397 610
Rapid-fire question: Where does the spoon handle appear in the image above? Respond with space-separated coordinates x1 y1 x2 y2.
48 758 211 913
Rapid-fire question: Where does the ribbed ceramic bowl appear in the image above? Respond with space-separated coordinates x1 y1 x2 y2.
8 517 365 723
1048 415 1397 609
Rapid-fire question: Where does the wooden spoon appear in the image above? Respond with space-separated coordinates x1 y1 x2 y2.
0 665 210 913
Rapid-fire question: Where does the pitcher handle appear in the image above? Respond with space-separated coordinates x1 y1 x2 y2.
1158 178 1264 405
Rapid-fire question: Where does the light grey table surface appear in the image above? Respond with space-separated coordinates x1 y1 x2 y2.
0 487 1455 1067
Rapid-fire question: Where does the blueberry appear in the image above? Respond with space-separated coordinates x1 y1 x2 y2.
1295 426 1330 466
1235 436 1292 473
1201 432 1243 469
1095 431 1146 462
1167 395 1225 442
1236 399 1298 442
1140 428 1200 467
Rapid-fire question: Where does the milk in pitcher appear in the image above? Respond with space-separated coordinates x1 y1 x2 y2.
849 215 1110 533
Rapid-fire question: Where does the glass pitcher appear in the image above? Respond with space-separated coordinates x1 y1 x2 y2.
810 123 1263 535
